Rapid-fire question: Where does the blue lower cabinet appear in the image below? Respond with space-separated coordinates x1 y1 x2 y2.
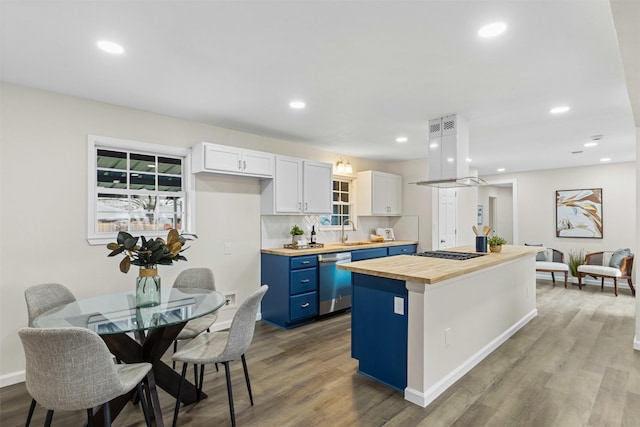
387 244 417 256
351 247 387 261
261 253 318 329
352 273 408 392
290 292 318 321
261 244 415 330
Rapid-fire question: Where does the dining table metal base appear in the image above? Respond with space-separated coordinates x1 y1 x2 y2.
95 322 207 427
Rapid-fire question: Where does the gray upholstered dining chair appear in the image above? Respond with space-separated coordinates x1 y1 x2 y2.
24 283 76 327
172 285 268 427
171 268 219 368
19 327 160 427
23 283 77 426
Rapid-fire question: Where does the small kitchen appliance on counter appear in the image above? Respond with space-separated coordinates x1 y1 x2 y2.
375 228 395 241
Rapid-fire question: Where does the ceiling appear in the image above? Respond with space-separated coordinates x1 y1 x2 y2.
1 1 637 176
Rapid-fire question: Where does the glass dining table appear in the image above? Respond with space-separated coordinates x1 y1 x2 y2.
33 287 226 427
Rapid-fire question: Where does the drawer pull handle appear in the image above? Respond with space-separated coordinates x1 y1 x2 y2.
300 279 310 283
301 261 310 264
301 302 310 308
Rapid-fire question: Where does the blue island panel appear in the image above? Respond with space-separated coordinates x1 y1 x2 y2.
351 273 408 392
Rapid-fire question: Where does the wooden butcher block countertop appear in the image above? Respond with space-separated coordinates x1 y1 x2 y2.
261 240 418 256
338 245 541 284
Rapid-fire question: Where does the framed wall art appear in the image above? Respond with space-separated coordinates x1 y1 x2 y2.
556 188 602 238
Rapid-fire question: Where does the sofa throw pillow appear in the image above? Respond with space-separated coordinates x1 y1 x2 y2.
525 243 547 261
609 248 631 269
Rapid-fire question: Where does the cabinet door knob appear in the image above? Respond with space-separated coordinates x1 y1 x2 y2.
301 302 310 308
243 160 247 170
238 160 242 170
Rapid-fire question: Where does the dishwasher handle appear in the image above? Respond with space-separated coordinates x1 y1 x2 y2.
318 252 352 264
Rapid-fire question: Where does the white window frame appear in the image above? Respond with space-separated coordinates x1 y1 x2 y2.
319 175 356 231
87 135 195 245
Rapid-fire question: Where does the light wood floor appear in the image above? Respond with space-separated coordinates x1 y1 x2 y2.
2 280 640 426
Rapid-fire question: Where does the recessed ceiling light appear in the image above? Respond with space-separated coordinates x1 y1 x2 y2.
429 142 438 149
396 136 408 143
600 158 611 162
465 158 472 162
550 106 570 114
96 40 125 55
446 157 455 163
478 22 507 38
497 168 506 172
289 101 306 109
584 142 598 147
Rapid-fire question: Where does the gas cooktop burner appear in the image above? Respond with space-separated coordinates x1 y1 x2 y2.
413 251 486 261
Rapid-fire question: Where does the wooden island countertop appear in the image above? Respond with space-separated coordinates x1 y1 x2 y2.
338 245 541 284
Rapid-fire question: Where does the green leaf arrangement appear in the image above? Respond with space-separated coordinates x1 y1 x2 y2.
290 225 305 236
488 235 507 246
568 249 585 277
107 229 197 273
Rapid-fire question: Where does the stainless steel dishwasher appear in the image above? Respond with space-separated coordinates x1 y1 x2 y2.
318 252 352 316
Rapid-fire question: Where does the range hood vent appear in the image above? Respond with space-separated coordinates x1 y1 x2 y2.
411 176 487 188
412 114 485 188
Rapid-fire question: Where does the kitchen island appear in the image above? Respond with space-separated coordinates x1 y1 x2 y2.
338 245 540 408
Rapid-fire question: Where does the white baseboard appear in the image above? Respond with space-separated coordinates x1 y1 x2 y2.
404 308 538 408
0 312 263 389
0 370 25 388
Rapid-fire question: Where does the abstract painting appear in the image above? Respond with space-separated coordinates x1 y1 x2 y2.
556 188 602 238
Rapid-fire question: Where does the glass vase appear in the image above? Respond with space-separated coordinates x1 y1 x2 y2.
136 265 161 307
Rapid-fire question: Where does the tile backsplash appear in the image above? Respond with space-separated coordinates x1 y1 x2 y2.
261 215 419 249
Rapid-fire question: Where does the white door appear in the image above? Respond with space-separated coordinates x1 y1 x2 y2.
438 188 457 249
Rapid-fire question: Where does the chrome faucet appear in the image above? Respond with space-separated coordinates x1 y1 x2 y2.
341 219 354 243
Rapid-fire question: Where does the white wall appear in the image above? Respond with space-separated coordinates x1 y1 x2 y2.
477 185 514 243
481 163 635 255
0 83 390 385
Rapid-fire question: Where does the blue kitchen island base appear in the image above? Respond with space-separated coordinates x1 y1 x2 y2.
340 246 539 408
352 273 407 392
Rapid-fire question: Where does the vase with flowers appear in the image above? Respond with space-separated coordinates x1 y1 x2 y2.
107 229 196 307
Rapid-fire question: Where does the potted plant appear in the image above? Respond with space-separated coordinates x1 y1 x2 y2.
568 249 585 279
290 225 306 246
487 235 507 253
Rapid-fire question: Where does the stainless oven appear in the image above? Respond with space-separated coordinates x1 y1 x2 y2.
318 252 352 316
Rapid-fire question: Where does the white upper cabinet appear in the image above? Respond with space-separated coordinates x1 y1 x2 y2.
261 156 332 215
192 142 274 178
357 170 402 216
302 160 333 214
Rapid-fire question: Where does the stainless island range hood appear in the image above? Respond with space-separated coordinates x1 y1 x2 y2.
411 114 486 188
